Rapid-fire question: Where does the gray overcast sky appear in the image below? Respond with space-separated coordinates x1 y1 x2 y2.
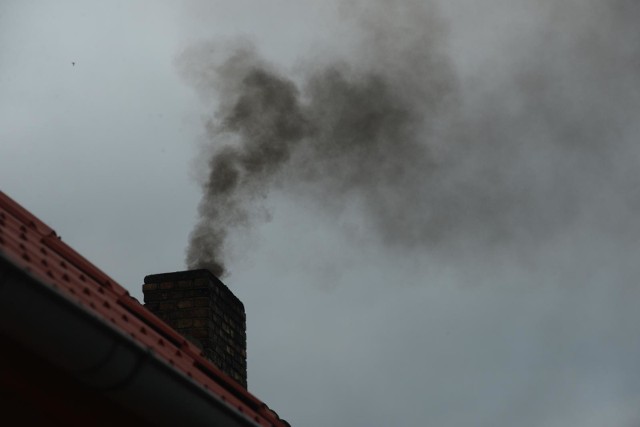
2 1 640 426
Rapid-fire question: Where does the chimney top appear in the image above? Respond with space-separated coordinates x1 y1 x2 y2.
143 269 244 308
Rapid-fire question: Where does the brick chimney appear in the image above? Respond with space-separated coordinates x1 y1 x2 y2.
142 269 247 387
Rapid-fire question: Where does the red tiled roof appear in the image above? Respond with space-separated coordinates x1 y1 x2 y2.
0 190 288 426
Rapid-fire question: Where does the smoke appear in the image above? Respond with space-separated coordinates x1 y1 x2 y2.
181 43 311 276
180 0 640 277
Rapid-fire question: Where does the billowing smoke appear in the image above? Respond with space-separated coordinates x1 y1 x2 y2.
182 44 311 276
180 0 640 277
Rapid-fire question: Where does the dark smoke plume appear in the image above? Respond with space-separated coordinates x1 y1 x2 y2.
182 44 311 276
181 0 640 277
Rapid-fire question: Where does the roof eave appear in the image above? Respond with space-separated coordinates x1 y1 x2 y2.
0 255 261 427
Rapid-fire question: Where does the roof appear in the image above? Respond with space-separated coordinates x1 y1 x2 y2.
0 190 289 426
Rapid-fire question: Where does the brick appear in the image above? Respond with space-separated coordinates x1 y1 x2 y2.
193 308 208 317
142 292 165 302
193 278 208 287
184 288 209 298
193 318 207 328
189 328 208 339
142 283 158 291
177 299 193 309
177 280 192 289
159 302 175 311
176 318 193 328
192 297 209 307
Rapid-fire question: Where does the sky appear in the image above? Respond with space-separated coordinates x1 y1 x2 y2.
2 1 640 426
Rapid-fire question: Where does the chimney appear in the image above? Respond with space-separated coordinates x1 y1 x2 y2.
142 269 247 388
